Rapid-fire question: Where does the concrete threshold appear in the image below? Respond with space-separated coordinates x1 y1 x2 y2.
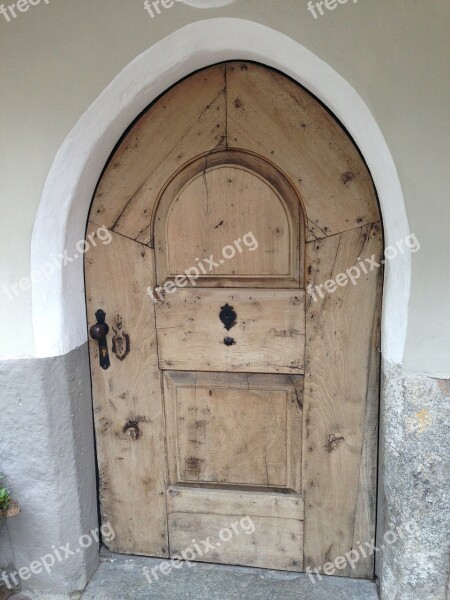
6 550 379 600
79 550 380 600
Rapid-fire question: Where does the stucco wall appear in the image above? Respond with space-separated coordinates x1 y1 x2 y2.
0 346 98 593
0 1 449 599
0 0 449 377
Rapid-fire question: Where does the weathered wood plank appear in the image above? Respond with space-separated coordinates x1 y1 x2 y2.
303 222 383 578
168 487 304 571
226 62 379 238
89 65 227 242
155 289 305 374
167 487 305 520
85 223 168 556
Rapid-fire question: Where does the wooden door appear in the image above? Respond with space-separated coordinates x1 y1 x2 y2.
85 62 382 578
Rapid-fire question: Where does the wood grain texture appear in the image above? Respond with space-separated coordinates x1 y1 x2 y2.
153 149 303 288
352 238 382 577
226 62 379 240
89 62 379 246
167 486 305 520
163 371 302 491
303 222 383 578
168 487 304 571
85 61 383 576
85 223 169 556
89 65 227 243
165 167 291 277
155 289 305 374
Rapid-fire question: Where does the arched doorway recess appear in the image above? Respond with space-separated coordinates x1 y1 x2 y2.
85 61 383 578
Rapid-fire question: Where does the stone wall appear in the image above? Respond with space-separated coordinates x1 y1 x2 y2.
378 362 450 599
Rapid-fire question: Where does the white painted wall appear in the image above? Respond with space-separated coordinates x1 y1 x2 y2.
1 0 449 377
31 19 409 367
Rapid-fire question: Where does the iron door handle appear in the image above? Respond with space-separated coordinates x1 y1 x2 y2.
89 309 110 370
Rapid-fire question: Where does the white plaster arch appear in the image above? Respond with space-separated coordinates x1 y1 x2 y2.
32 18 410 362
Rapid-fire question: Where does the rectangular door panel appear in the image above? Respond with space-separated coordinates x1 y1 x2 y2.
163 371 302 492
156 289 305 374
168 487 304 571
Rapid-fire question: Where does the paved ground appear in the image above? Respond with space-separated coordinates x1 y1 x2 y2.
79 551 379 600
4 550 379 600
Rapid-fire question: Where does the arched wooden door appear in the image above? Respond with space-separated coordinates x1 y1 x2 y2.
85 62 382 578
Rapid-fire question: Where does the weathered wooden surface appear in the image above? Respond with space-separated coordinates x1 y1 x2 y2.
89 62 379 245
85 223 168 556
153 149 303 288
155 289 305 374
86 61 382 577
89 65 227 244
163 371 302 491
168 487 304 571
226 62 379 241
303 222 383 577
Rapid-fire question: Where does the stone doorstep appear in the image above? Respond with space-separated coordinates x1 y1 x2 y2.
80 551 380 600
1 562 380 600
1 551 380 600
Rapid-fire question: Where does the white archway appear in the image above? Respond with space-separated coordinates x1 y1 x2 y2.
31 18 410 363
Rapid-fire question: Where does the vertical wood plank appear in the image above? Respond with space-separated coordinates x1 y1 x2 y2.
303 222 383 577
85 223 169 556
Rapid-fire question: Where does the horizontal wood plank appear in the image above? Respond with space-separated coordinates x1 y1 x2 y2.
155 289 305 374
168 486 304 520
168 487 304 571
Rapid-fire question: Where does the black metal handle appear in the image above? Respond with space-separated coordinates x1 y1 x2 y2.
89 309 110 370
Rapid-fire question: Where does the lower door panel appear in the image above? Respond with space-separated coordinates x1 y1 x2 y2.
162 371 304 571
168 487 304 571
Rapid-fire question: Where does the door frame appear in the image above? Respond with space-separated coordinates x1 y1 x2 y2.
30 17 410 582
